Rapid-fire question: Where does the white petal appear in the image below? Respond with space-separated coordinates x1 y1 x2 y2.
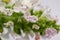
2 28 8 35
30 16 38 23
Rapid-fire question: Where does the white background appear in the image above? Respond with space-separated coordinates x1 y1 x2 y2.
41 0 60 24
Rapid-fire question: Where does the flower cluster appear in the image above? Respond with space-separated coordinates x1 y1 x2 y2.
0 0 60 40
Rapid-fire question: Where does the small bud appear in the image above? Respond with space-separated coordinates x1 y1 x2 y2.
32 24 40 30
4 21 13 28
54 16 58 23
7 21 13 26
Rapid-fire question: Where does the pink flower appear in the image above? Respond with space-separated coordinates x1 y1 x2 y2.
46 27 57 38
24 15 38 23
24 12 31 16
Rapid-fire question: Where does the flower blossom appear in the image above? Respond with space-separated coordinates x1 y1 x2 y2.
4 21 13 27
24 15 38 23
32 24 40 30
46 27 57 38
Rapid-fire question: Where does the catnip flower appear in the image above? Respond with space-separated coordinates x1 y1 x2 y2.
24 12 31 16
14 0 41 13
21 0 32 8
24 15 38 23
4 9 13 16
46 27 57 38
0 8 13 16
32 24 40 30
4 21 13 27
14 0 32 13
7 21 14 26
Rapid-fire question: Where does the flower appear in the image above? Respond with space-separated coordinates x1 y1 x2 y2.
7 21 14 26
32 24 40 30
24 12 31 16
46 27 57 38
4 21 13 27
21 0 32 8
14 0 32 13
0 7 13 16
24 15 38 23
0 0 15 16
4 9 13 16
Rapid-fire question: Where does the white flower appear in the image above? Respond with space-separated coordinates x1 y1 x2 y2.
14 0 32 12
24 15 38 23
0 0 14 16
32 24 40 30
4 21 14 27
24 12 31 16
7 21 14 26
0 7 13 16
13 0 42 13
4 9 13 16
30 16 38 23
2 28 8 35
21 0 32 8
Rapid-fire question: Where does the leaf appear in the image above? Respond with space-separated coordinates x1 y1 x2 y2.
12 12 23 17
30 8 43 17
2 0 10 4
5 4 15 9
30 8 34 15
53 24 60 31
0 38 2 40
0 25 3 33
34 10 43 17
14 25 21 35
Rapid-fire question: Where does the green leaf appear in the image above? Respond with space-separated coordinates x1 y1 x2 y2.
14 25 21 35
34 10 43 17
2 0 10 4
30 8 34 15
5 4 15 9
0 25 3 33
53 24 60 31
30 8 43 17
0 38 2 40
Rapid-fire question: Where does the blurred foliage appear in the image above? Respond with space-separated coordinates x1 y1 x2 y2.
0 38 2 40
30 8 43 17
2 0 10 4
5 4 15 9
0 8 60 36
